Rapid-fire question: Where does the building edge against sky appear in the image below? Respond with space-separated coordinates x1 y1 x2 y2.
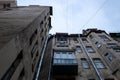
0 0 120 80
0 0 53 80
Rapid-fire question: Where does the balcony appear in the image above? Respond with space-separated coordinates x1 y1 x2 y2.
52 52 78 76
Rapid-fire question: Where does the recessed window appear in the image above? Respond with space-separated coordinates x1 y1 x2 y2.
30 29 37 45
86 46 95 53
57 37 67 43
95 42 101 48
93 58 105 69
82 38 88 44
57 45 69 50
105 53 113 61
113 47 120 52
89 35 93 39
76 46 82 53
107 43 118 48
99 35 110 41
73 38 78 43
3 3 10 8
81 58 89 69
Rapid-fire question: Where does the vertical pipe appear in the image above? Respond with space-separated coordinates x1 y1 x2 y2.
48 35 54 80
78 34 103 80
35 34 50 80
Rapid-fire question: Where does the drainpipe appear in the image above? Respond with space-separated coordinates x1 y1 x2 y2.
78 34 103 80
35 34 50 80
48 35 54 80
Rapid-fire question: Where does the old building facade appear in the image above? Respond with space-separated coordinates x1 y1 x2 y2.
0 0 17 9
0 5 52 80
50 29 120 80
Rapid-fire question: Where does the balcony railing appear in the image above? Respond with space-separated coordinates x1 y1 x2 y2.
53 58 77 65
52 58 78 75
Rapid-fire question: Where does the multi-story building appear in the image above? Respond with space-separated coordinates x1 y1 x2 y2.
0 5 52 80
47 29 120 80
110 33 120 42
0 0 17 9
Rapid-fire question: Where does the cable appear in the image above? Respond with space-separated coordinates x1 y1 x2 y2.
78 0 108 33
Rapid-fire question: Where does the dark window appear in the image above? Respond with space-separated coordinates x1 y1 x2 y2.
31 41 38 58
57 45 69 50
95 42 101 48
89 35 93 39
107 43 118 48
81 58 89 68
30 29 37 45
105 53 113 61
1 50 23 80
73 38 78 43
93 58 105 69
82 38 88 44
57 37 67 43
3 3 10 8
99 35 110 41
86 46 95 53
113 47 120 52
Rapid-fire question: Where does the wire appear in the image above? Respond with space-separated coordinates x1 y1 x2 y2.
78 0 108 33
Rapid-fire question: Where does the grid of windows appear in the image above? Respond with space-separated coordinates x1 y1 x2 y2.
93 58 105 69
53 52 77 64
81 58 89 68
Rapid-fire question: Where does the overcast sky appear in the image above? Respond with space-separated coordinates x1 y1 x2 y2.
17 0 120 34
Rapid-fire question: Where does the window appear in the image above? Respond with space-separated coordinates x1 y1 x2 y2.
53 52 77 64
73 38 78 43
86 46 95 53
107 43 118 48
3 3 10 8
99 35 110 41
31 41 38 58
93 58 105 68
76 46 82 53
57 37 67 43
30 29 37 45
105 53 113 61
113 48 120 52
57 45 69 50
89 35 93 39
82 38 88 44
81 58 89 68
95 42 101 48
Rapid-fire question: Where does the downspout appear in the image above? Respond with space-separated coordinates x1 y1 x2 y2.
35 34 50 80
48 35 54 80
78 34 103 80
